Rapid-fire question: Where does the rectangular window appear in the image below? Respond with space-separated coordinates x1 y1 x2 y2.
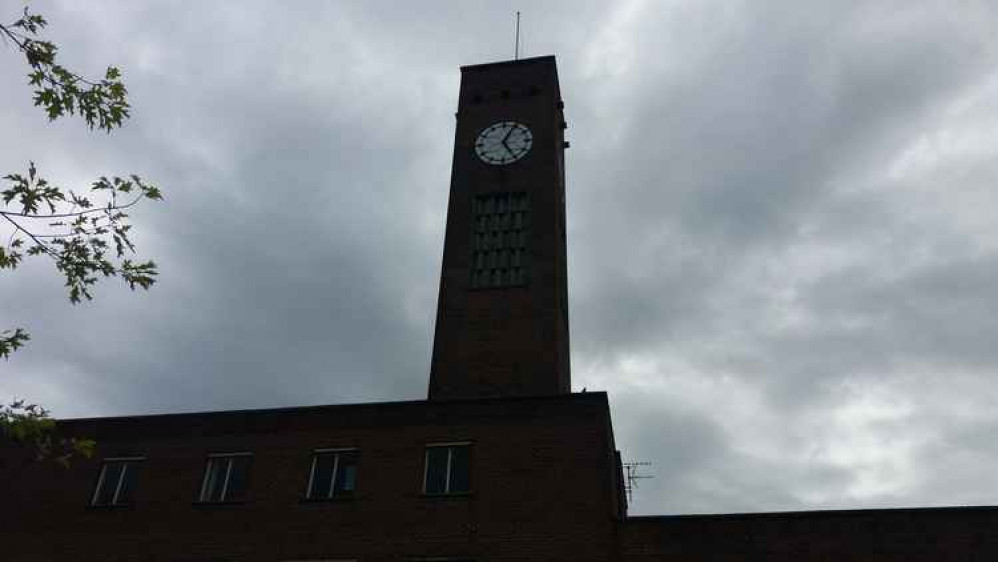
305 448 359 500
198 453 252 503
470 192 529 288
423 443 471 495
90 457 144 506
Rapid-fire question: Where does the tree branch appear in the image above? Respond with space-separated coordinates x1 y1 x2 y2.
1 211 58 258
0 192 144 219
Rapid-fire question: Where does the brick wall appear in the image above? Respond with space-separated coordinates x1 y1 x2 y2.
429 56 571 400
2 393 620 562
8 390 992 561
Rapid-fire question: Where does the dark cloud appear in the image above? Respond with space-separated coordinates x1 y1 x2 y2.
3 0 998 515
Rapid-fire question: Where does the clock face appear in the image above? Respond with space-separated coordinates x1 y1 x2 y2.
475 121 533 165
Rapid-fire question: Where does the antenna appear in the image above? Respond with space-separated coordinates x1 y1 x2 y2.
514 11 521 60
623 461 654 504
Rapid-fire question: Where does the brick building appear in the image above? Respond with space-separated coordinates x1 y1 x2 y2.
3 56 997 561
4 394 623 561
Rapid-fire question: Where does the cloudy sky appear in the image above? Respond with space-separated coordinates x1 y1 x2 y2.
3 0 998 516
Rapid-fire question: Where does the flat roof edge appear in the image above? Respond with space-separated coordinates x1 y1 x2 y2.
55 391 609 425
627 504 998 521
461 55 556 72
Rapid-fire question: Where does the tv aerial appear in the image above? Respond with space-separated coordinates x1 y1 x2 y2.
623 461 654 504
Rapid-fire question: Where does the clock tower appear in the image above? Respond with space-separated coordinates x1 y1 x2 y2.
428 56 571 400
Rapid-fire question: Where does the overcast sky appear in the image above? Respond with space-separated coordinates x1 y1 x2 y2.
3 0 998 516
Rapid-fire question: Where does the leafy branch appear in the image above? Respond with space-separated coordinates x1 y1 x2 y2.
1 162 163 304
1 400 94 465
1 5 163 462
0 6 129 131
0 328 29 361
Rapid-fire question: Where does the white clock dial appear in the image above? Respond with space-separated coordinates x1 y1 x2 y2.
475 121 533 165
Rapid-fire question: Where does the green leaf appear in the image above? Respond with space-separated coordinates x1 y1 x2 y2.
0 328 30 360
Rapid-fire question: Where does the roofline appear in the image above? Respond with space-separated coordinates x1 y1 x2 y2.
461 55 556 73
56 391 609 424
627 504 998 521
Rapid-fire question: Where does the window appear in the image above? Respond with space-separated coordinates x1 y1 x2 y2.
470 192 529 289
423 443 471 495
305 448 359 500
90 457 143 506
198 453 252 502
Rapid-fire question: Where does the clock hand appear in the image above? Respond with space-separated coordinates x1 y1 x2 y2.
501 124 514 143
501 125 518 152
501 137 515 157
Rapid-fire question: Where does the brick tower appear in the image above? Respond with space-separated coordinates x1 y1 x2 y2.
428 56 571 400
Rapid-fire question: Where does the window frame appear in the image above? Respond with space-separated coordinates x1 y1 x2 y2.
89 456 145 507
422 441 472 496
304 447 360 501
197 451 253 503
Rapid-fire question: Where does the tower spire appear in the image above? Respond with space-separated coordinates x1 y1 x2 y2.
514 12 521 60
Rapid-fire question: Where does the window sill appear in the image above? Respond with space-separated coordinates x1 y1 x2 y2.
420 492 474 499
191 499 249 507
299 496 358 504
86 503 134 510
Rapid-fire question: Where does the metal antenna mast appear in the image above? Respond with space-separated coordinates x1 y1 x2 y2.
514 11 521 60
623 461 654 504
